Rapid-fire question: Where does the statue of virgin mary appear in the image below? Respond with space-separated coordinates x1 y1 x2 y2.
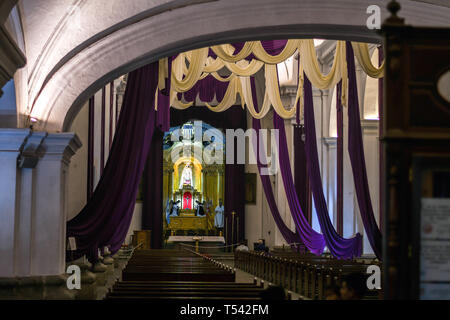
179 162 194 189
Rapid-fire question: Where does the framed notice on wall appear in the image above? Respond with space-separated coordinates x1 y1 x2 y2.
413 157 450 300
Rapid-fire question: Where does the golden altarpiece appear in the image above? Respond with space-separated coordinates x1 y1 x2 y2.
162 121 225 237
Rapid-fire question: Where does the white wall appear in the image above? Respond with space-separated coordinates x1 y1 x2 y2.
67 102 87 220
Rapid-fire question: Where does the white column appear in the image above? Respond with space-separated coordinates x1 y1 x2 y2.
31 133 82 276
343 100 356 238
357 119 379 255
0 129 30 277
323 137 337 227
310 88 324 233
14 132 47 276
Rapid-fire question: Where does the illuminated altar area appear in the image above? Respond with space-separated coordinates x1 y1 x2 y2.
162 121 225 237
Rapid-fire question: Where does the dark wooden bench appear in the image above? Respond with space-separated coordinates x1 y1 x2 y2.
106 249 264 300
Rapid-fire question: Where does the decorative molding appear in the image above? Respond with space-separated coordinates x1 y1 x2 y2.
38 133 82 165
17 131 47 168
0 128 30 152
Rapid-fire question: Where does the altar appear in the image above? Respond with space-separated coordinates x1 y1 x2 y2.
162 121 225 240
166 236 226 252
168 215 207 232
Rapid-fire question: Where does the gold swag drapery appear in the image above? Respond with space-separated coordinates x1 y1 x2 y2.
158 39 385 119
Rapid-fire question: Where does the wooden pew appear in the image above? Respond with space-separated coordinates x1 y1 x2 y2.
235 250 382 300
107 249 264 300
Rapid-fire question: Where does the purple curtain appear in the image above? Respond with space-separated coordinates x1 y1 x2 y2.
293 124 310 224
251 77 323 253
300 74 362 259
232 40 288 60
67 62 169 262
183 75 228 103
142 129 164 249
345 42 382 259
223 113 247 247
336 81 344 235
141 58 172 249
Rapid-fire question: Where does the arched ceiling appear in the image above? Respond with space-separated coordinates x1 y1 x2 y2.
12 0 450 132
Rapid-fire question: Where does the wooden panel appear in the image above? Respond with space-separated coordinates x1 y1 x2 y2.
382 12 450 299
133 230 151 250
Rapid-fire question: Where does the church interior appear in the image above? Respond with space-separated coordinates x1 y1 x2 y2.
0 0 449 304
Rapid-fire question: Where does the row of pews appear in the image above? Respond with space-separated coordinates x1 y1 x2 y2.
106 249 265 300
235 249 382 300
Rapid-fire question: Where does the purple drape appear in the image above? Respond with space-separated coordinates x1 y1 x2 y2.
142 130 164 249
301 74 362 259
345 42 382 259
336 81 344 235
141 58 172 249
67 62 169 262
232 40 288 60
250 77 322 253
183 75 228 103
272 117 327 255
224 112 247 247
293 124 310 224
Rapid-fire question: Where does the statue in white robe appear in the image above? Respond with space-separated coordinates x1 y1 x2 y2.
179 162 194 189
214 199 225 228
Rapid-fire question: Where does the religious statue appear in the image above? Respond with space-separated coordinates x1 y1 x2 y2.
179 162 194 189
165 199 173 225
195 200 206 217
214 198 225 230
166 199 180 225
172 200 181 216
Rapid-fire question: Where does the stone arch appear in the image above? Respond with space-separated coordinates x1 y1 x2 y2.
23 0 450 132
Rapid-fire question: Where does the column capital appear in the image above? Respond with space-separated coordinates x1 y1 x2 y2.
39 133 82 165
0 128 30 152
21 131 47 155
18 132 48 168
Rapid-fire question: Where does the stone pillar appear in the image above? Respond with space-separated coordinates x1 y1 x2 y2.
311 87 324 233
31 133 82 276
323 137 337 227
0 129 30 277
359 119 379 255
15 132 47 276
